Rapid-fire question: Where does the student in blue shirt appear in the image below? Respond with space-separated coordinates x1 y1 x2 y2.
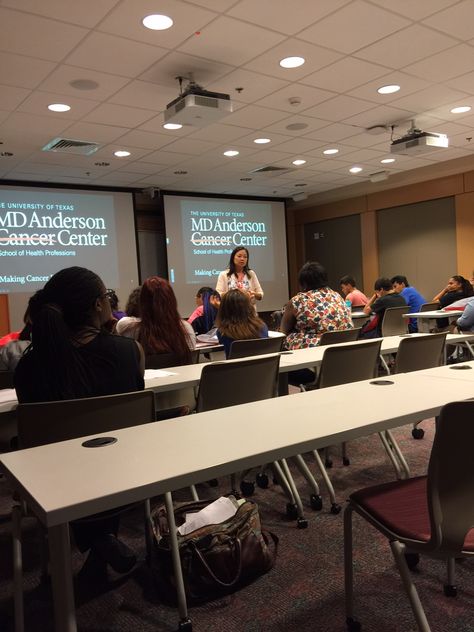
391 275 426 332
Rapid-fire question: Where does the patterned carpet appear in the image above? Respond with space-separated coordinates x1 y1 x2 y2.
0 417 473 632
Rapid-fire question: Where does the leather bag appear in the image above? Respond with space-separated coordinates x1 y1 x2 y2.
149 498 278 604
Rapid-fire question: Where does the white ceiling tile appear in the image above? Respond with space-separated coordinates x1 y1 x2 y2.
112 129 179 150
0 85 32 111
223 105 288 129
347 71 432 102
341 147 386 162
139 150 195 165
228 0 351 35
342 105 417 128
244 39 343 81
0 8 88 61
187 123 250 143
229 130 293 149
184 0 237 10
179 16 286 66
65 32 168 78
391 85 471 113
157 137 216 155
83 103 157 127
404 44 474 83
60 121 127 143
355 25 458 68
423 147 474 161
17 91 101 119
0 52 56 90
139 52 235 89
264 137 323 154
446 70 474 95
99 0 218 48
263 115 329 137
297 1 410 54
108 80 177 111
303 95 374 122
368 0 459 20
92 144 152 162
306 122 367 142
256 83 336 114
1 0 120 27
302 57 389 92
116 161 165 175
206 69 289 104
423 0 474 41
39 66 131 101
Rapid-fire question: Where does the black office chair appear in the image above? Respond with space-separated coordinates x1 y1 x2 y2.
228 336 284 359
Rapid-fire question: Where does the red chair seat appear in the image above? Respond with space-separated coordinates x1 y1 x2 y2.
351 476 474 549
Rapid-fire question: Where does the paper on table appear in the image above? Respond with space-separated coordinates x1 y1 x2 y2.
0 388 16 403
178 496 240 536
145 369 177 378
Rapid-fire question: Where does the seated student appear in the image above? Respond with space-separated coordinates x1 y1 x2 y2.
0 302 33 371
14 266 144 574
216 289 268 358
454 296 474 332
360 277 407 338
339 275 369 307
188 286 214 324
106 289 126 320
191 290 220 335
125 286 141 317
390 275 426 333
432 275 474 330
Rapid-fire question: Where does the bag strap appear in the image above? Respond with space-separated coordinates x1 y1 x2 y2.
189 539 243 588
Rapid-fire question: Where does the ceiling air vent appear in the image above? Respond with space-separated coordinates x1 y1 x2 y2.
250 165 293 176
42 138 101 156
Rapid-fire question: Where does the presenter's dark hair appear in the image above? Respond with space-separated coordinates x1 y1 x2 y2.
19 266 107 399
298 261 328 291
216 289 265 340
340 275 356 287
138 276 191 361
374 277 392 291
227 246 251 277
451 275 474 297
391 275 409 287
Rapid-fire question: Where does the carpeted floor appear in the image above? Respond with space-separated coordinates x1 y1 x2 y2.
0 417 473 632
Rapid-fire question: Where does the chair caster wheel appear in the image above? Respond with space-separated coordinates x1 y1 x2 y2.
444 584 457 597
343 457 350 466
310 494 323 511
297 518 308 529
412 427 424 439
286 503 298 520
325 458 333 469
346 617 361 631
207 478 219 487
178 617 193 631
256 473 269 489
330 503 341 515
240 480 255 496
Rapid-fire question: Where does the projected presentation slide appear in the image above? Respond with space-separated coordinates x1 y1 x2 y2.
164 194 289 315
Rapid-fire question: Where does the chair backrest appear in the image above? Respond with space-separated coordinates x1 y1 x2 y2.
381 306 408 337
145 349 199 369
427 400 474 552
0 370 14 389
317 340 382 389
394 333 447 374
420 301 440 312
196 354 280 412
318 328 361 346
17 390 156 449
228 336 284 359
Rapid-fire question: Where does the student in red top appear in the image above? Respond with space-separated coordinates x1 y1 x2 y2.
339 275 369 307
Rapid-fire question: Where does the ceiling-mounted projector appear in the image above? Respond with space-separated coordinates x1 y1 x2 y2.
164 78 233 127
390 124 448 155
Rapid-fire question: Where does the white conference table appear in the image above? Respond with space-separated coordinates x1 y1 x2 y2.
417 360 474 382
1 333 473 414
2 370 474 632
403 309 463 333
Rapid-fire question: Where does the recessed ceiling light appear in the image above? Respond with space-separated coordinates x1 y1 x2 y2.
292 159 306 166
223 150 239 157
381 158 395 164
254 138 271 144
377 84 400 95
279 56 305 69
163 123 182 130
48 103 71 112
323 148 339 155
450 106 471 114
142 14 173 30
114 150 131 158
349 166 363 174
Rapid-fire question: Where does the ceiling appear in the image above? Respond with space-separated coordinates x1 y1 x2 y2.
1 0 474 200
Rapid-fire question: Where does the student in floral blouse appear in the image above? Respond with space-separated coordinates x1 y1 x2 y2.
281 261 353 350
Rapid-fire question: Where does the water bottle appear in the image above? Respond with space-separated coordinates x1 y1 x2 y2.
345 299 352 311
